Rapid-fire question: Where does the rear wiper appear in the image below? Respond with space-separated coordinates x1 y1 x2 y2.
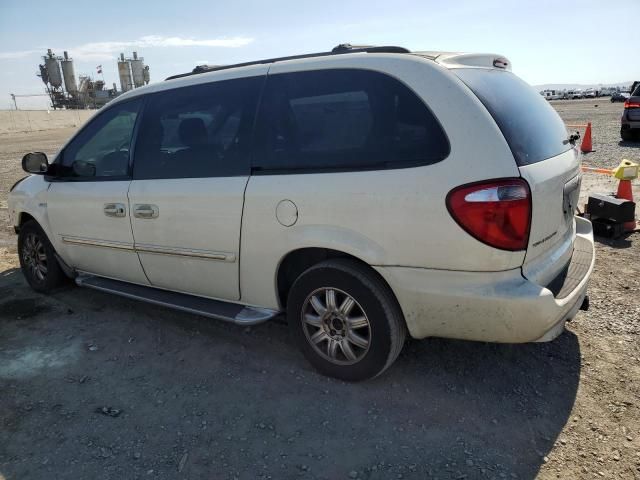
565 131 581 145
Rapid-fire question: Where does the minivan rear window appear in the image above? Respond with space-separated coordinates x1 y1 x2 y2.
454 69 571 166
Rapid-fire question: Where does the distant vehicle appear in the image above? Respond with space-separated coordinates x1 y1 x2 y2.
541 89 562 100
611 92 629 102
583 89 596 99
566 90 582 99
621 82 640 141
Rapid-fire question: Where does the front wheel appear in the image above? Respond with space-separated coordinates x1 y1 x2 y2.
18 220 66 293
287 259 406 381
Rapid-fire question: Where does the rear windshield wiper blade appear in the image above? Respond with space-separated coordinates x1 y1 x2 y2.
565 131 581 145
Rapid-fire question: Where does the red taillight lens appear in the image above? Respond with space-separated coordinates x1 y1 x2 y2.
446 178 531 251
624 100 640 108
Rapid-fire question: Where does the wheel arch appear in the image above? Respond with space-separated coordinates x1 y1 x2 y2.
275 247 402 315
15 211 36 232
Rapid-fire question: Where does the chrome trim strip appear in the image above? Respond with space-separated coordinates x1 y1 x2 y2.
134 243 236 262
61 236 236 262
61 236 135 251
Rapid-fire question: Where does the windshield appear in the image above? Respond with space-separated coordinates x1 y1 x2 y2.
454 68 571 166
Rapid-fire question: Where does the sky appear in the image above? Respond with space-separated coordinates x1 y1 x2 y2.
0 0 637 109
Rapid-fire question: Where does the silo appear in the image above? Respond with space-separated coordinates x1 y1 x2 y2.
61 51 78 94
130 51 145 88
117 53 132 92
44 49 62 88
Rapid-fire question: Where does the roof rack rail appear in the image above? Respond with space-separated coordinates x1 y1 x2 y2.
165 44 411 81
331 43 410 54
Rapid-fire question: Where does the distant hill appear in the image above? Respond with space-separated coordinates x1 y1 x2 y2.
534 81 636 91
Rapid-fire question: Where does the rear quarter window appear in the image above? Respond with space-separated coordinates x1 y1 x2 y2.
454 69 571 166
253 69 449 172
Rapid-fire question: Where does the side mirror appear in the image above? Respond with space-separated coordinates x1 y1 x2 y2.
22 152 49 174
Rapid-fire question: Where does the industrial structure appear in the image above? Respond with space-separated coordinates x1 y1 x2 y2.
31 49 150 110
118 52 150 92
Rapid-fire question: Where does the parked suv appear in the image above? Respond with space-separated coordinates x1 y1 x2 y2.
621 82 640 141
611 91 629 103
9 45 595 381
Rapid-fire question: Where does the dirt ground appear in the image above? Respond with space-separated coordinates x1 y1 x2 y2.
0 99 639 480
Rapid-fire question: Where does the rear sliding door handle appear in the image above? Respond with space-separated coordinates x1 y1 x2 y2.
134 204 159 219
104 203 126 218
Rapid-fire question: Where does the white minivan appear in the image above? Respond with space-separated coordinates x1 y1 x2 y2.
9 45 595 381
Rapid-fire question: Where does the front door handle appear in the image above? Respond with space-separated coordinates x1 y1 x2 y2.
134 204 159 219
104 203 126 218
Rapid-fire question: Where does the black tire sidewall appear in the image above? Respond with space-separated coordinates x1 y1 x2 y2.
18 221 62 293
621 130 638 142
287 264 394 381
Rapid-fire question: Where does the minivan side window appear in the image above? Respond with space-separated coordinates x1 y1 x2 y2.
133 76 263 180
253 69 449 172
58 99 141 179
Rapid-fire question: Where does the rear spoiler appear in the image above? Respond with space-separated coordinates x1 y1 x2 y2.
415 52 512 71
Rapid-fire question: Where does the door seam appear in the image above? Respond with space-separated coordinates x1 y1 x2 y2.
238 68 270 301
126 181 152 284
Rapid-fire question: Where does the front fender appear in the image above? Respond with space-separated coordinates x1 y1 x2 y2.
8 175 54 243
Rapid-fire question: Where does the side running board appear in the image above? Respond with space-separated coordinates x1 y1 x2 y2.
75 275 278 325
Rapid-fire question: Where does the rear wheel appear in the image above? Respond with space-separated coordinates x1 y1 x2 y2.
621 129 634 142
18 220 66 293
287 259 406 381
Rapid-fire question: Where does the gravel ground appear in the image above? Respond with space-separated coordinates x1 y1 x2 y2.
0 99 639 480
551 98 640 169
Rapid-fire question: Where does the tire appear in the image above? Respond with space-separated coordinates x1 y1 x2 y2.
621 129 634 142
287 259 406 381
18 220 66 293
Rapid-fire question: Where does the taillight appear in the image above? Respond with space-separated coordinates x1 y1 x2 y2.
446 178 531 251
624 100 640 108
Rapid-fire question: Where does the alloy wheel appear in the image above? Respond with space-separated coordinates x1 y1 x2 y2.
22 233 48 282
301 287 371 365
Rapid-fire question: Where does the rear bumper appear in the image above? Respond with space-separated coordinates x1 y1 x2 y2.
375 217 595 343
622 109 640 128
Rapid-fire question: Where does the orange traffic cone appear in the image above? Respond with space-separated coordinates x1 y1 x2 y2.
580 122 593 153
616 179 637 231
